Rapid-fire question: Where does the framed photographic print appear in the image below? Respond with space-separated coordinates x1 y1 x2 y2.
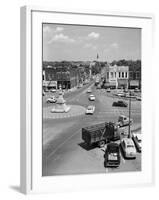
20 6 154 194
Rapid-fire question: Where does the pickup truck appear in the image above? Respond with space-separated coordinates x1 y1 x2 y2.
117 115 133 127
82 122 121 148
104 143 120 167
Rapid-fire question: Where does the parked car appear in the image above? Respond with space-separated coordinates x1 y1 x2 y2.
134 88 140 93
89 94 95 101
120 138 136 158
51 88 56 93
87 88 92 93
104 143 120 167
44 88 49 92
107 88 111 92
118 115 133 127
112 101 128 107
132 133 142 152
136 96 142 101
85 105 95 115
46 96 56 103
117 92 125 97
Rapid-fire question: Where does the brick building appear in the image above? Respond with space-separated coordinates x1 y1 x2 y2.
43 65 80 89
129 66 141 89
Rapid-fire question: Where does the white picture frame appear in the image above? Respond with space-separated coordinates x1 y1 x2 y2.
20 6 154 194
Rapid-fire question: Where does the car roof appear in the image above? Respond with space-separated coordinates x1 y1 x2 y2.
88 105 94 108
107 142 119 147
123 138 134 145
134 134 142 140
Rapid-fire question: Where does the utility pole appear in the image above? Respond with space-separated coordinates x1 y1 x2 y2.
128 81 131 138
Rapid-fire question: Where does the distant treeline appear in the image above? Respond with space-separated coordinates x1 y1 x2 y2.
43 59 141 74
111 59 141 70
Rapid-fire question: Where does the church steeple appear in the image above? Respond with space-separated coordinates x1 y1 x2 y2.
97 53 99 60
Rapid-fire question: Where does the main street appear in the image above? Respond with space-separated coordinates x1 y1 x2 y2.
42 82 141 176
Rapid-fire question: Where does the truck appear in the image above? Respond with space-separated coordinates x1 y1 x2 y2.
117 115 133 127
104 143 120 167
82 122 121 148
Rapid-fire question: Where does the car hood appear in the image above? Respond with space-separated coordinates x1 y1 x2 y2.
126 147 136 154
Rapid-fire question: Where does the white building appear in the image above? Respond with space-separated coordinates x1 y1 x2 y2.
105 64 129 89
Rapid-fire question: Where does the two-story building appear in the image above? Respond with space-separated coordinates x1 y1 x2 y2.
105 64 118 89
43 65 80 90
117 66 129 89
129 65 141 89
105 64 129 89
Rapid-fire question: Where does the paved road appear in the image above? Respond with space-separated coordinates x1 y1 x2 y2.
42 84 141 176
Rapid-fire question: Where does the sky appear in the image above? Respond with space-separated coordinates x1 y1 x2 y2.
43 24 141 62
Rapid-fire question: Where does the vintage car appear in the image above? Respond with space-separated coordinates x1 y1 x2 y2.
112 100 128 107
87 88 92 93
120 138 136 159
51 88 56 93
85 105 95 115
46 96 57 103
136 96 142 101
104 143 120 167
132 133 142 152
89 94 95 101
118 115 133 127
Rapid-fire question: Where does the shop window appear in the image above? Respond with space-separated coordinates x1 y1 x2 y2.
136 72 140 79
129 72 133 79
122 72 124 78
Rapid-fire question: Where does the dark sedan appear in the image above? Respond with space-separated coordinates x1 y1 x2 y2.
104 143 120 167
112 100 128 107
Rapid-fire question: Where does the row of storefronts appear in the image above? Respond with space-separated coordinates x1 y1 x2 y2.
43 65 85 90
43 63 141 90
104 64 141 89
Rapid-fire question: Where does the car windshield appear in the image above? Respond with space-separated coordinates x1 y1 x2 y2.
127 145 134 148
137 137 142 142
108 146 119 153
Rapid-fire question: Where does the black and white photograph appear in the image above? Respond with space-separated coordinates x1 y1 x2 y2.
42 23 142 176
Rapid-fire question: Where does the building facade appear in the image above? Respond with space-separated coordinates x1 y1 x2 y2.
43 65 80 89
105 65 118 89
117 66 129 89
129 66 141 89
105 65 129 89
